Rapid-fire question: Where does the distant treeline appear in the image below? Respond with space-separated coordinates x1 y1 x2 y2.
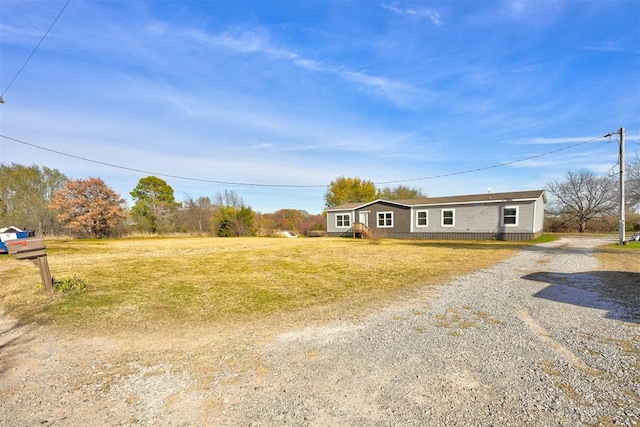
0 163 324 238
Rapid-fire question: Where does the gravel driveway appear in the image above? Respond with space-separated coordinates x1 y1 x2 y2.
1 235 639 426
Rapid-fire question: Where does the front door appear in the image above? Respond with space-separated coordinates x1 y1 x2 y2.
359 211 369 227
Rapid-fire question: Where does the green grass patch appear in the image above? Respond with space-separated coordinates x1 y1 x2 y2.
620 240 640 250
533 234 559 244
0 236 537 331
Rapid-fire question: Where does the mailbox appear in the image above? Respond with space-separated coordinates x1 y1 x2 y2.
7 236 53 292
7 237 47 259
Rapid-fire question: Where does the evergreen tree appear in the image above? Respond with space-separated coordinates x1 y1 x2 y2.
130 176 181 233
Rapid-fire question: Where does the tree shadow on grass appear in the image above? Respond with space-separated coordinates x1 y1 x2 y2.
523 271 640 324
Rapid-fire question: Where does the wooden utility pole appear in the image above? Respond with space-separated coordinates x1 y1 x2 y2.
619 127 626 244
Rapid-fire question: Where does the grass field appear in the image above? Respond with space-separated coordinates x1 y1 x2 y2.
594 239 640 310
597 238 640 272
0 236 546 331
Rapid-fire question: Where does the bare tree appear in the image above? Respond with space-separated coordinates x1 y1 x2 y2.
546 169 617 232
628 152 640 211
178 196 217 234
214 190 245 210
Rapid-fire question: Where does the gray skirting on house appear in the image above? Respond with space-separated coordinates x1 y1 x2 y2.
328 231 542 241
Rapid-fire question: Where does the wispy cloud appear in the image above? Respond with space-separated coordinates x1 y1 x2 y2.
582 39 630 52
625 134 640 143
188 28 286 57
510 63 545 73
339 70 420 104
0 23 46 44
181 27 420 105
512 149 617 170
511 136 605 145
381 2 442 25
498 0 567 23
505 0 528 16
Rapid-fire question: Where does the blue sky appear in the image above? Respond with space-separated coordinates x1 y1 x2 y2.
1 0 639 214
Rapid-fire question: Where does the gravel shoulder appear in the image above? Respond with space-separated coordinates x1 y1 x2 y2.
1 235 639 426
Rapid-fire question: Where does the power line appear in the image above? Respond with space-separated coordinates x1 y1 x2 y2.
0 134 319 188
373 135 605 185
1 0 72 102
0 132 607 188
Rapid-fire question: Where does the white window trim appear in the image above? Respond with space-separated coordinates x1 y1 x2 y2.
377 211 393 228
501 206 519 227
441 209 455 227
416 210 429 228
335 213 352 228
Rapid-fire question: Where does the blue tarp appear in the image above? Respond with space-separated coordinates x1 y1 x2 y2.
0 231 33 253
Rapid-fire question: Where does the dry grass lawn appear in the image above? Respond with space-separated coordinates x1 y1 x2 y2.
0 236 530 333
594 240 640 317
596 240 640 273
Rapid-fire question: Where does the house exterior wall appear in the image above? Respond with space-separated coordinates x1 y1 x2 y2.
409 201 537 233
326 192 545 241
404 200 541 240
533 195 545 233
355 202 411 234
326 209 355 235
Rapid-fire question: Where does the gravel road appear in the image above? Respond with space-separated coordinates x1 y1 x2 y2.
1 235 639 426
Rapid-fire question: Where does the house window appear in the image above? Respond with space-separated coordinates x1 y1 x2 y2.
502 206 518 226
416 210 428 227
377 211 393 228
336 214 351 228
441 209 455 227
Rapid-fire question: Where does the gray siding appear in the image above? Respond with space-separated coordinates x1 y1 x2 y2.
410 201 537 235
326 210 355 234
378 231 542 241
326 192 545 241
533 195 545 232
355 202 411 233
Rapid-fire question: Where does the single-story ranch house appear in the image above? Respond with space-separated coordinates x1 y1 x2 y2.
325 189 547 241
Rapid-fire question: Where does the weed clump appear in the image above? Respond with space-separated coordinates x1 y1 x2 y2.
52 275 89 293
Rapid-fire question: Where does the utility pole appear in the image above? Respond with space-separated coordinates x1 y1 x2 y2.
619 127 625 244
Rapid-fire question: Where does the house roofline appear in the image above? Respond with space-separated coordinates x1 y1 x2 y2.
324 198 412 212
325 190 546 212
408 195 545 208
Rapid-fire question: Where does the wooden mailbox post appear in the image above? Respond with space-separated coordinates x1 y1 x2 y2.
7 236 53 292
